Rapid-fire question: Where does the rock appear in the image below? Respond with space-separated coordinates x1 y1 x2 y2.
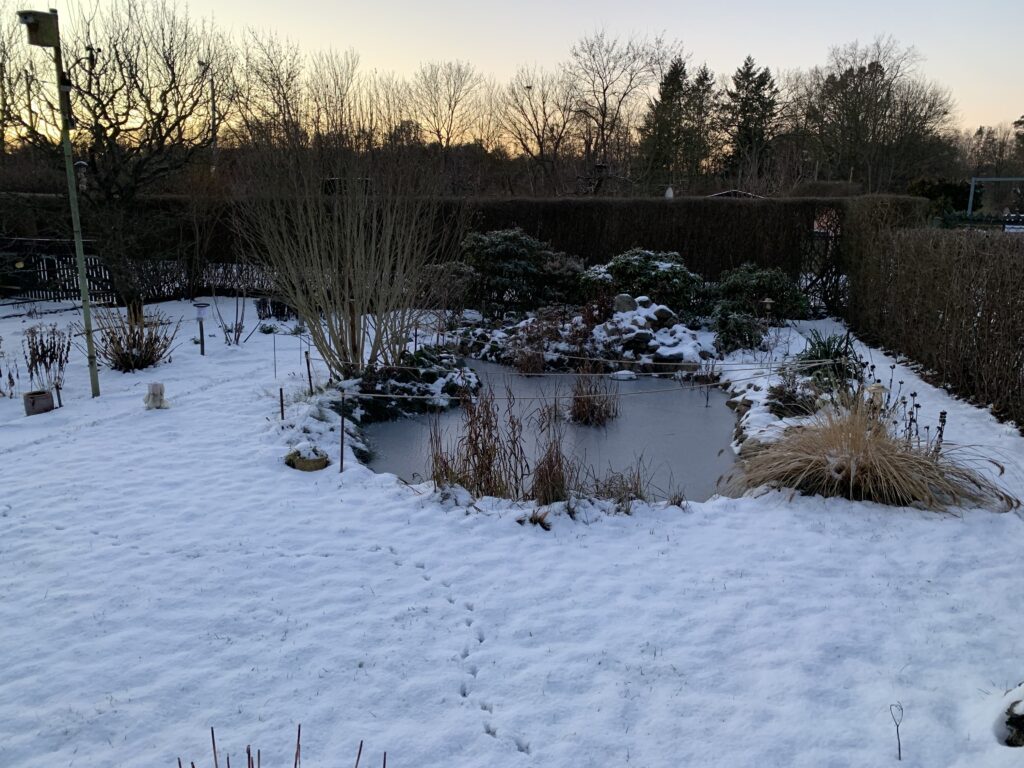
651 305 677 328
622 329 655 353
613 293 638 313
609 369 637 380
652 347 689 363
635 295 653 308
1007 700 1024 747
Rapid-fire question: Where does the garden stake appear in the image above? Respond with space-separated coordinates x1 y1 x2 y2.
305 350 314 396
279 388 285 420
340 392 346 473
211 727 219 768
199 318 205 356
293 723 301 768
353 740 363 768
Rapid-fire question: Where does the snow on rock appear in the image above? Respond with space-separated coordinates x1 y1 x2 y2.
1 301 1023 768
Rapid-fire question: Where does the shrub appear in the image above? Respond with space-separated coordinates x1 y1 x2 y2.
797 330 862 385
22 323 71 394
461 228 583 315
254 297 298 322
766 366 820 418
713 311 764 354
91 308 180 372
728 392 1019 511
716 263 809 321
583 248 703 314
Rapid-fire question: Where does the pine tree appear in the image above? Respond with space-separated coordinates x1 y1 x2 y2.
724 56 779 183
638 57 688 189
679 64 719 186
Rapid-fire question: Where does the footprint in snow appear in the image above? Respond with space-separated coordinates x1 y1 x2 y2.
484 723 497 738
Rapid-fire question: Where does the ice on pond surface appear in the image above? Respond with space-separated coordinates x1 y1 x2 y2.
366 360 736 501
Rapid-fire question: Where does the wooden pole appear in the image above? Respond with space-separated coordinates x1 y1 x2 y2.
199 318 206 356
279 388 285 420
340 392 346 473
304 350 314 396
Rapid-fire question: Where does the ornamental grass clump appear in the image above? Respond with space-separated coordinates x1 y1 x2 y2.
568 368 620 426
429 387 529 499
729 391 1018 511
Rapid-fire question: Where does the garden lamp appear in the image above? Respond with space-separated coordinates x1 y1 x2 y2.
194 302 210 356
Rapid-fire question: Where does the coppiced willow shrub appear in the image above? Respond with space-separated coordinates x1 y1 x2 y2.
845 225 1024 429
238 149 464 378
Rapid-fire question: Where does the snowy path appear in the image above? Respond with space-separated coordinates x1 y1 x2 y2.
1 302 1023 767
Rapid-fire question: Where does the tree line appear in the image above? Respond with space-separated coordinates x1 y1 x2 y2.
0 0 1021 208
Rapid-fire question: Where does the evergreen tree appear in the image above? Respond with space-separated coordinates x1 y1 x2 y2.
638 57 688 189
679 64 719 186
724 56 779 182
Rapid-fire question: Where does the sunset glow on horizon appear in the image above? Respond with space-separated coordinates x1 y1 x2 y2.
76 0 1024 130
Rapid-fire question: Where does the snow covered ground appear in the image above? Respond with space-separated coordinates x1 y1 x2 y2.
1 299 1023 767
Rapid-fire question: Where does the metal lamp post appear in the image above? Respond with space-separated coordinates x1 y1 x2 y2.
194 302 210 355
17 8 100 397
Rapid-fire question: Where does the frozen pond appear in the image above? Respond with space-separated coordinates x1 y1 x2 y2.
366 361 737 502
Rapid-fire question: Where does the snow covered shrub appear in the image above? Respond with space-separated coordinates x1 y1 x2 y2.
729 391 1019 511
89 308 180 372
715 263 809 321
712 311 764 354
584 249 703 314
460 228 583 315
766 366 820 418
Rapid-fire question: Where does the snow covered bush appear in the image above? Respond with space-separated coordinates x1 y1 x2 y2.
729 390 1019 511
582 249 703 315
712 311 764 354
460 228 583 316
714 263 809 321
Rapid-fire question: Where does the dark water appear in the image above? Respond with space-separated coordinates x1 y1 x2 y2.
366 361 737 502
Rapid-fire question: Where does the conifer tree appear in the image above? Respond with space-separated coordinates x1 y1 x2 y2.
638 57 688 189
724 56 779 183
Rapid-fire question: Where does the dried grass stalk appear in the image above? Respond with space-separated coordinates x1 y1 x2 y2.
429 387 529 499
568 369 620 426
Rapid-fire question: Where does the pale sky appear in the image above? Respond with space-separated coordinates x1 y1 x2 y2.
86 0 1024 129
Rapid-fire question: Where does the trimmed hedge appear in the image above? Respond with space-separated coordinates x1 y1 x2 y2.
844 224 1024 428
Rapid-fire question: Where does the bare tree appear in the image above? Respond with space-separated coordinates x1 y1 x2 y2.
500 66 577 192
797 37 955 191
567 31 673 168
410 60 481 149
238 149 462 376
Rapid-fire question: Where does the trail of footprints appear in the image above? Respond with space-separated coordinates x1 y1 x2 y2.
383 545 529 756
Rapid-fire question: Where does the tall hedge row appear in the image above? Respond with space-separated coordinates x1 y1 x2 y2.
844 222 1024 428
